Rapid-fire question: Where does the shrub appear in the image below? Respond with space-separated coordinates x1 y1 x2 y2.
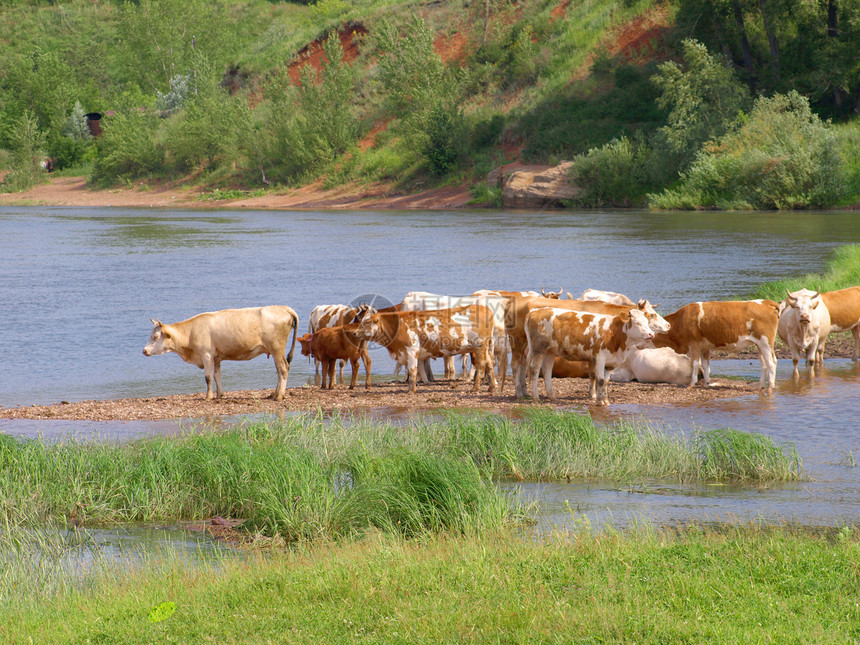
1 109 47 192
254 32 358 185
569 136 656 207
162 59 253 173
652 39 751 173
649 91 850 210
89 110 164 185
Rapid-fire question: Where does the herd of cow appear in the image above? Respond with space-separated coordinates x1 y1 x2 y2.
142 286 860 406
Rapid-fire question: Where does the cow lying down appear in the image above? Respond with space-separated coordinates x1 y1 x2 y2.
143 305 299 400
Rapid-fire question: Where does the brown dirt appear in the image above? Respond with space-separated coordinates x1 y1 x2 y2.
0 173 477 211
2 333 855 422
0 376 755 422
288 23 368 85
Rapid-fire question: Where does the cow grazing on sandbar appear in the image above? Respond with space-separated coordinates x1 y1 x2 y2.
297 325 371 390
353 305 496 394
143 305 299 400
504 295 670 398
821 287 860 362
651 300 779 393
778 289 831 378
525 307 655 405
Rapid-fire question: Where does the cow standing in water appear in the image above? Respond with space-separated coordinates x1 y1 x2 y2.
652 300 779 393
821 287 860 361
778 289 831 378
143 305 299 400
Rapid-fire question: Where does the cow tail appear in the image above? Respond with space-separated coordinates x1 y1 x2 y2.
287 311 299 364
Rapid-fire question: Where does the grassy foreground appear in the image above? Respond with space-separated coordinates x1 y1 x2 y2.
0 411 802 537
3 525 859 644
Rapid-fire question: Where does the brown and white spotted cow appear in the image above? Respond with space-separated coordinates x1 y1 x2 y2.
353 305 496 394
525 307 655 405
297 324 371 390
821 287 860 361
651 300 780 393
504 296 670 398
143 305 299 400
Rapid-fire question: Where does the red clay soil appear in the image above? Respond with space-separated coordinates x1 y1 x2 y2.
288 22 368 85
550 0 571 21
434 30 469 66
606 3 673 64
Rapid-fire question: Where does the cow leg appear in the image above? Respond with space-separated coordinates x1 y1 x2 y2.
417 359 431 384
511 337 528 398
272 352 289 400
407 356 419 394
348 357 359 390
361 349 372 390
758 341 776 394
588 367 597 401
444 355 456 380
594 355 609 406
805 342 818 378
700 350 711 386
526 350 543 402
337 359 345 385
327 360 337 390
495 337 508 393
314 358 322 386
686 352 700 388
853 327 860 362
541 355 556 400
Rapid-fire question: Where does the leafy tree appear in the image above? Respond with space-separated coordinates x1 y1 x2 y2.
162 55 253 172
118 0 229 93
650 91 849 209
652 39 751 171
3 49 78 134
1 109 47 192
254 32 359 185
374 16 464 174
89 109 164 185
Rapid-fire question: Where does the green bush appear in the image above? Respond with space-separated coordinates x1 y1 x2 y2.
162 59 253 173
649 91 850 210
652 39 751 174
1 109 47 192
568 136 653 206
89 110 164 185
254 32 358 185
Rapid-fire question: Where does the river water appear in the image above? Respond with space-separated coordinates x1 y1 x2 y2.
1 205 859 530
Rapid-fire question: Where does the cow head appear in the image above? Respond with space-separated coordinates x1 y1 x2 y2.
297 333 313 357
625 309 655 344
785 288 821 325
143 319 171 356
350 303 375 325
637 300 671 333
541 287 563 299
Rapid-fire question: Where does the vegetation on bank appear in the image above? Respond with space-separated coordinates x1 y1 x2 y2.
3 525 859 643
753 244 860 301
0 411 802 540
1 0 859 209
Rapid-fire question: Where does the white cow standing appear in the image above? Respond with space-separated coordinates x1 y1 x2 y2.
778 289 831 378
143 305 299 400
